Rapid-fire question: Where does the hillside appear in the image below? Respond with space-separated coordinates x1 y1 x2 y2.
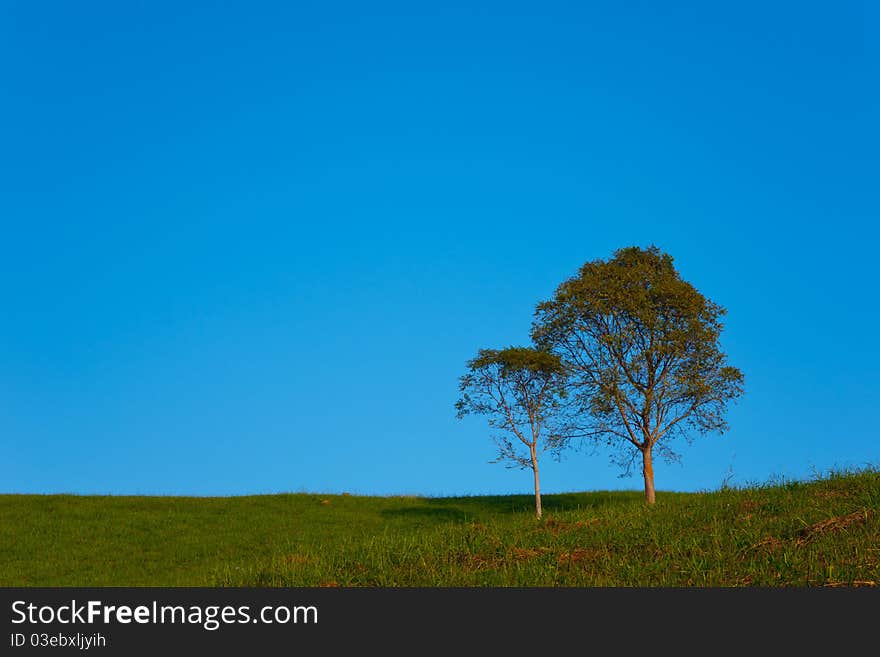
1 469 878 587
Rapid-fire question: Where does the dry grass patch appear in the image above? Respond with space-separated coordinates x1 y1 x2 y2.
282 554 311 565
510 547 551 561
823 580 877 588
557 548 602 566
749 536 784 553
795 511 869 546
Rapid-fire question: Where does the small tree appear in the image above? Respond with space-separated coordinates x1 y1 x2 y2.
533 246 744 504
456 347 566 519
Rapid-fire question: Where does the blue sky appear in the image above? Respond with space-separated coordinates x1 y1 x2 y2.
2 1 877 496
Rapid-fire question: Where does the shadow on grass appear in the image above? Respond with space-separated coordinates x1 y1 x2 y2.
435 492 635 514
379 506 472 523
380 491 643 522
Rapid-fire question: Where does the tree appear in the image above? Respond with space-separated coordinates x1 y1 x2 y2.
456 347 566 519
532 246 744 504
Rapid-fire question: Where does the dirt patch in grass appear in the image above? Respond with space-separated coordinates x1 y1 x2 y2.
556 549 601 566
796 511 868 546
457 547 554 569
510 547 551 561
282 554 311 565
450 552 503 571
748 510 870 554
823 580 877 588
467 553 502 570
813 489 853 501
740 501 762 513
750 536 784 553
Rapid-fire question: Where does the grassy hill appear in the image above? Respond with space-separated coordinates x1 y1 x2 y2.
2 469 878 587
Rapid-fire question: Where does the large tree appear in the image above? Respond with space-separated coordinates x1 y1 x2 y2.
456 347 566 519
532 246 744 504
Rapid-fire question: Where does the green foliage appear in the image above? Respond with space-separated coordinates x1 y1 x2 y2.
2 468 878 586
456 346 566 469
533 245 744 467
464 347 565 378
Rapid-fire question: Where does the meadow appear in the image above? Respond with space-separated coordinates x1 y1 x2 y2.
2 469 878 587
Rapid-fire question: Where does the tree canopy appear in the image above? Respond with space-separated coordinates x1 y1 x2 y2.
532 245 744 503
456 346 566 518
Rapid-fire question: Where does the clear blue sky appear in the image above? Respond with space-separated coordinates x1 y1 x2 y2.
2 1 877 496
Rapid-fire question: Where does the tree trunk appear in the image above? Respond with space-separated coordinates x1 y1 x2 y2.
531 446 542 519
642 447 656 505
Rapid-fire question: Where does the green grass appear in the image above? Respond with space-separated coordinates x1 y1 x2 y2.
2 469 878 587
